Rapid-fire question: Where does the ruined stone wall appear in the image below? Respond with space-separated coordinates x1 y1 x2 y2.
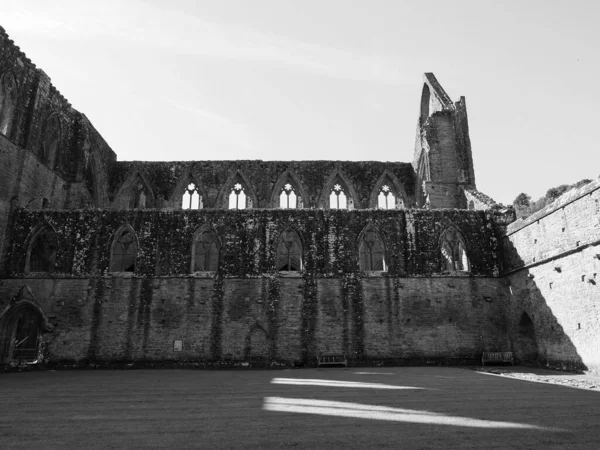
0 208 508 364
412 75 478 209
109 160 416 210
502 178 600 373
0 275 508 365
0 26 116 273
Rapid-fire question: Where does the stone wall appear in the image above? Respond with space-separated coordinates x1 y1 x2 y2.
108 160 416 210
0 208 507 365
0 26 116 273
0 275 509 365
502 178 600 372
5 209 501 277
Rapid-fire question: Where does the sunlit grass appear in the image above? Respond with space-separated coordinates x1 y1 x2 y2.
264 397 555 430
271 378 425 390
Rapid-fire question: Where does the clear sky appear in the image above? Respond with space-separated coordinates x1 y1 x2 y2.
3 0 599 205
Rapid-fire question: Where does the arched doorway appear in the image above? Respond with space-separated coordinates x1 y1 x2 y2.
0 304 44 363
245 325 270 362
516 311 538 363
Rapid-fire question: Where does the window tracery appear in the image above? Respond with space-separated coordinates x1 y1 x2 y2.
377 184 398 209
358 227 386 271
192 228 220 272
182 183 202 210
229 182 247 209
279 183 299 209
329 183 347 210
110 227 137 272
440 227 470 272
276 228 302 271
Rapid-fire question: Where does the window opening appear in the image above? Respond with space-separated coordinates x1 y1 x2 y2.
182 183 202 210
377 184 397 210
359 228 386 271
440 227 470 272
0 72 17 136
110 228 137 272
329 183 347 209
277 228 302 271
132 182 147 209
42 114 61 167
193 229 219 272
29 228 57 273
279 183 298 209
229 183 246 209
11 308 42 362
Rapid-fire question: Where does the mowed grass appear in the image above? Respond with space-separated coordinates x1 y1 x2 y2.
0 367 598 449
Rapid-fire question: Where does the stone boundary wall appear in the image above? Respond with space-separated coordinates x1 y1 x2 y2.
501 177 600 373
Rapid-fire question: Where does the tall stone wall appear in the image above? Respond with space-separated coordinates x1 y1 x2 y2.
0 26 116 273
502 178 600 372
0 276 509 365
0 208 508 365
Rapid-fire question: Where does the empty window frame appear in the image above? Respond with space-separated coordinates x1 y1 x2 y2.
182 183 202 210
28 227 58 273
358 227 386 271
192 228 220 272
110 227 137 272
276 228 303 271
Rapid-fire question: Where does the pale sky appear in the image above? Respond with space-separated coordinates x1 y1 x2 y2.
3 0 599 205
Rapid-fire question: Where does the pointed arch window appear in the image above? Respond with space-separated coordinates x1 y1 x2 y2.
110 227 137 272
132 181 148 209
229 183 247 209
191 228 220 272
330 183 348 210
27 227 58 273
359 227 386 271
276 228 303 271
182 183 202 210
377 185 398 209
41 114 61 168
0 71 17 137
279 183 299 209
5 305 43 362
440 227 470 272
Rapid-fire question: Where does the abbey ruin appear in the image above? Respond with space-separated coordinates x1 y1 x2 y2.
0 26 598 373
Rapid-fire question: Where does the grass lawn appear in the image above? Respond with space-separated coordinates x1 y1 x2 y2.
0 367 598 449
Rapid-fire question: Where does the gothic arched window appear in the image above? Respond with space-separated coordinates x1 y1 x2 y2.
229 183 247 209
110 226 137 272
276 228 302 271
440 227 470 272
377 185 397 209
280 183 298 209
0 71 17 137
42 114 61 168
27 227 58 273
330 183 347 210
131 181 148 209
182 183 202 210
358 226 386 271
191 227 220 272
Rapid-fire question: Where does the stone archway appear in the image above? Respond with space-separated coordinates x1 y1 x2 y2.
245 325 270 361
515 311 538 363
0 303 44 363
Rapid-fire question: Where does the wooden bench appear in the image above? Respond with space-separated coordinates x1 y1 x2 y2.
482 352 514 366
317 354 348 368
